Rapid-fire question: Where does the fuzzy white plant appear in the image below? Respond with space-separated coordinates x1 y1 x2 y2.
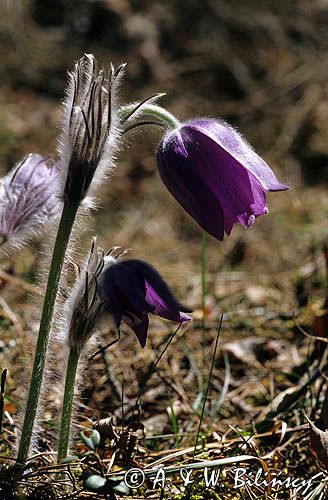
0 154 61 258
58 53 125 206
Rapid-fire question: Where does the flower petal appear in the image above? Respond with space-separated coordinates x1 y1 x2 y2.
180 125 269 228
99 262 155 315
123 260 192 318
157 132 225 240
97 276 124 328
129 313 149 348
187 118 289 192
145 280 192 322
98 259 192 348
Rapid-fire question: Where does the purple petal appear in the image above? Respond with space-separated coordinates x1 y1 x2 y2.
180 126 268 228
157 133 225 240
98 259 192 347
128 313 149 348
145 280 192 323
109 262 155 314
97 274 124 327
187 118 289 192
124 260 192 316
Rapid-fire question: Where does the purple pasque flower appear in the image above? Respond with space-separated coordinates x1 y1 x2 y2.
0 154 60 256
157 118 289 241
98 257 192 347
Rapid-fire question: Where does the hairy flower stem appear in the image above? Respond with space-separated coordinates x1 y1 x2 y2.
118 103 180 130
57 347 80 463
17 201 78 464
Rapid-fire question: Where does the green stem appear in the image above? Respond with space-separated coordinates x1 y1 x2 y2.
201 231 207 384
17 201 78 464
57 347 80 463
118 103 180 130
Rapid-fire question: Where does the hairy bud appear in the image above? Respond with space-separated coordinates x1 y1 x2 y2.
0 154 60 257
58 53 125 205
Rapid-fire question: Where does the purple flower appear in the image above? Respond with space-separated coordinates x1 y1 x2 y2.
0 154 60 255
98 257 192 347
157 118 289 241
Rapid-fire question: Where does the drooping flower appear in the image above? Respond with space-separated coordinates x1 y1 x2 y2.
59 53 125 205
157 118 289 241
0 154 60 256
97 256 192 347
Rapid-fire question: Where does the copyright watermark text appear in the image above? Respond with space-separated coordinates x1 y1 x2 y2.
123 465 323 495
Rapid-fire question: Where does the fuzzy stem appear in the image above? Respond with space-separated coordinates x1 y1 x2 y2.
57 347 80 463
118 103 180 130
17 201 78 464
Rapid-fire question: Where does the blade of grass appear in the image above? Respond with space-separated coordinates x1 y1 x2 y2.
210 352 231 417
168 396 180 448
192 315 223 460
181 345 203 414
0 369 7 433
130 324 182 416
121 375 124 430
201 231 207 385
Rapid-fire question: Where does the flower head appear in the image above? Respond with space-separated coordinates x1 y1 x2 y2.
0 154 60 256
59 54 125 205
97 256 192 347
157 118 289 240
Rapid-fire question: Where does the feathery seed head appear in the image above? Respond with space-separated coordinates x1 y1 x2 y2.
59 54 125 205
0 154 60 257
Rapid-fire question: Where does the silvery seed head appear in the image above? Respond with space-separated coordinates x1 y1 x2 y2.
0 154 60 257
64 239 105 352
59 53 125 205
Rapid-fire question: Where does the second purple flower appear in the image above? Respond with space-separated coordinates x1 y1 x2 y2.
98 257 192 347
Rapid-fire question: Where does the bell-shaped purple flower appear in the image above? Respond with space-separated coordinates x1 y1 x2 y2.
0 154 60 256
157 118 289 241
98 257 192 347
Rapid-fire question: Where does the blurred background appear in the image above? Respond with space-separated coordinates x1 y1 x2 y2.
0 0 327 453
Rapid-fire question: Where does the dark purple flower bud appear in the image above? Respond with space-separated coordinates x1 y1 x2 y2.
98 257 192 347
157 118 289 241
0 154 60 256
